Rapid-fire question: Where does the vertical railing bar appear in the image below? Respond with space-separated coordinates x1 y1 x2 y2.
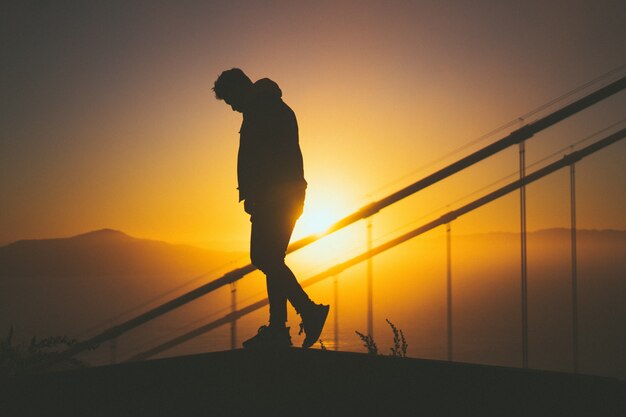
446 222 453 361
334 274 339 351
230 282 237 350
367 218 374 338
570 163 579 373
520 141 529 368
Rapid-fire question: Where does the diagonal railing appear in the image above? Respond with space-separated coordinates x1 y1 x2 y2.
126 127 626 361
53 75 626 365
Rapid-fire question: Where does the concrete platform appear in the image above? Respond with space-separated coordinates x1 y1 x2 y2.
2 348 624 416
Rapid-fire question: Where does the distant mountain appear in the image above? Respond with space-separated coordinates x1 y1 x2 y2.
0 228 241 277
0 229 247 342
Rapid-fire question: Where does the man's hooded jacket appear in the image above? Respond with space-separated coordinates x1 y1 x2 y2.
237 78 307 203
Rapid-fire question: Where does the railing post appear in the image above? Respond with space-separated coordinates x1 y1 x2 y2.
334 274 339 351
519 141 529 368
367 218 374 338
446 222 453 361
446 223 452 361
230 282 237 350
570 163 579 373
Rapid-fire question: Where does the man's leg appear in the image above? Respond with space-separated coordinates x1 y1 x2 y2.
265 272 288 328
248 192 329 348
264 262 314 323
250 199 313 327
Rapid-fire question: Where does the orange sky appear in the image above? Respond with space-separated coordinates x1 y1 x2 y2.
1 1 625 252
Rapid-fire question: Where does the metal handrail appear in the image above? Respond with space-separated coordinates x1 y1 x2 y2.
54 75 626 364
127 127 626 361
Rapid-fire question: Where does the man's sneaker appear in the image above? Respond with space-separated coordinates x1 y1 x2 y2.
242 325 292 349
298 304 330 348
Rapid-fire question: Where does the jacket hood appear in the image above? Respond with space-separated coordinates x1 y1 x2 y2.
250 78 282 100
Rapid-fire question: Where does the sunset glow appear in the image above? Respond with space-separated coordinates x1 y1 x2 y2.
1 2 625 386
1 1 624 252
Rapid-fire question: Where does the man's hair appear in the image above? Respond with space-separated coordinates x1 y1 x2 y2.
212 68 253 100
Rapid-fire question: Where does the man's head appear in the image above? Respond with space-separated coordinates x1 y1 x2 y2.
213 68 253 112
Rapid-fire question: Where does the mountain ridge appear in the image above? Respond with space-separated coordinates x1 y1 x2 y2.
0 228 248 343
0 228 245 278
2 228 206 251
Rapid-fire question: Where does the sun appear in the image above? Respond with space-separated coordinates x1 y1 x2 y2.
294 197 344 239
288 184 368 269
294 204 340 238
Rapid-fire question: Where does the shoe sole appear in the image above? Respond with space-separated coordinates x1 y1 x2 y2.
302 305 330 348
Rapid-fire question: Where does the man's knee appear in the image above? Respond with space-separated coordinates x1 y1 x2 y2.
251 251 284 275
253 260 284 275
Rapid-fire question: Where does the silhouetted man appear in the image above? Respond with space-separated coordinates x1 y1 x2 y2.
213 68 329 348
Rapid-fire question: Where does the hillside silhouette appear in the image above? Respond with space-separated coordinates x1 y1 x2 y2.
0 229 246 343
0 229 241 277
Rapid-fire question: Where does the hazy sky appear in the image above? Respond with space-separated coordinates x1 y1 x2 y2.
1 0 625 250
